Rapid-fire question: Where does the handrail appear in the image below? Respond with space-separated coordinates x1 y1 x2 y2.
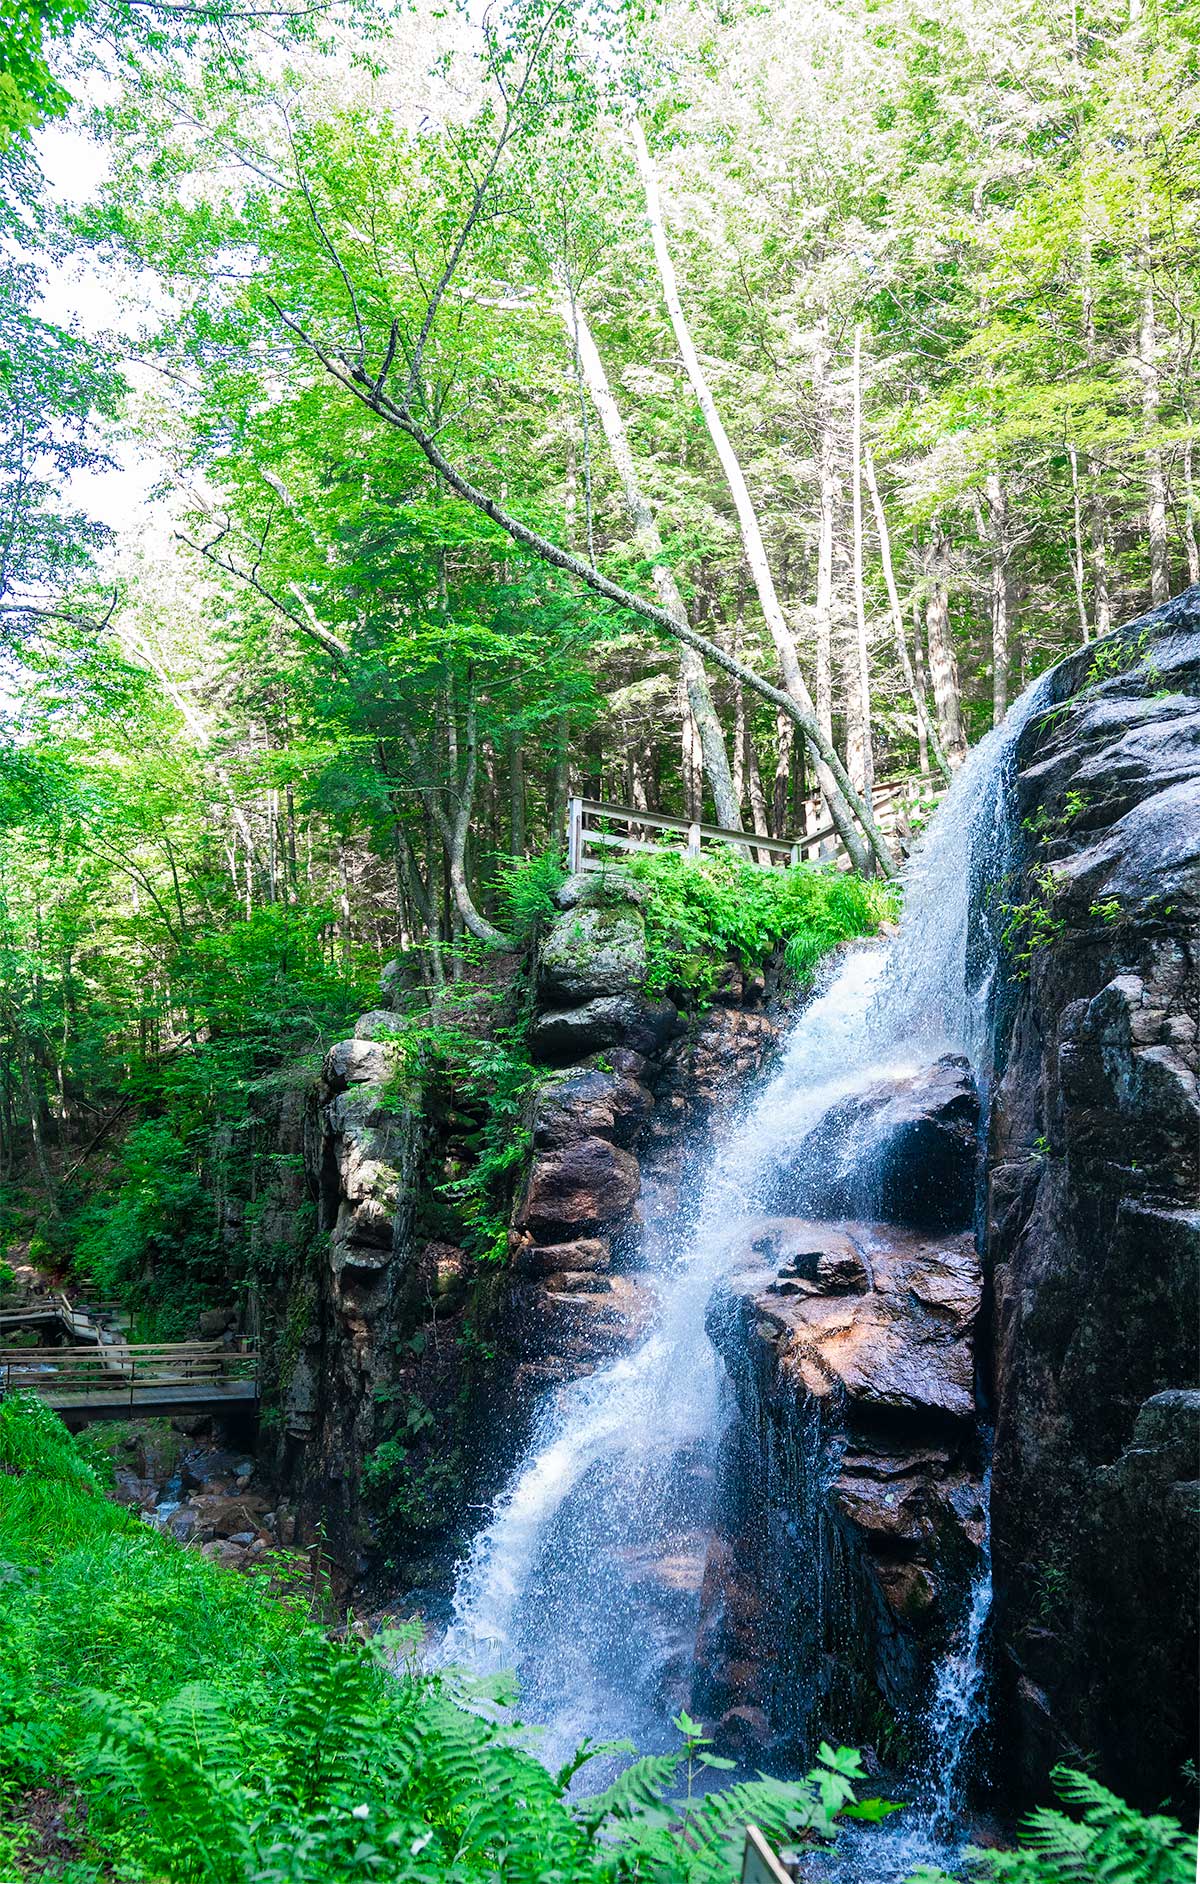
0 1338 259 1405
568 772 942 875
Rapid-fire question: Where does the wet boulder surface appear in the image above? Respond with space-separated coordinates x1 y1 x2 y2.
983 588 1200 1810
700 1217 985 1761
505 873 798 1394
764 1056 980 1229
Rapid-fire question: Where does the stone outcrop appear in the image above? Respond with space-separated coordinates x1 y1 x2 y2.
506 873 798 1393
263 870 798 1575
983 588 1200 1810
701 1215 985 1760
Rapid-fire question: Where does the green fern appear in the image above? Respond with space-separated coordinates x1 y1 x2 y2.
917 1766 1199 1884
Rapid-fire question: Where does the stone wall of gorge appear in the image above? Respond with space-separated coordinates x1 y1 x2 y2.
982 587 1200 1811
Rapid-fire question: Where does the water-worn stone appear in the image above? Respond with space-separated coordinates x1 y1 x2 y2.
200 1494 273 1539
529 995 680 1065
768 1056 979 1230
509 1273 656 1383
512 1237 611 1276
717 1220 981 1421
353 1009 404 1042
322 1036 393 1093
180 1446 242 1491
985 588 1200 1812
531 1068 654 1151
702 1217 985 1756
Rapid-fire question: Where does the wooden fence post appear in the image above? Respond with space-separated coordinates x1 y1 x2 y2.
741 1826 793 1883
686 821 701 858
567 798 584 874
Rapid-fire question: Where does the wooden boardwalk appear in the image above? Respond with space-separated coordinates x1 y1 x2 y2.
0 1293 258 1426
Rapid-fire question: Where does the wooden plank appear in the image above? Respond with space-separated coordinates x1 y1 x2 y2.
584 831 683 858
741 1826 793 1884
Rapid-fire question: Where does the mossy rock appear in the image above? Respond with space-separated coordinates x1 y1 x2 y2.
539 901 648 1004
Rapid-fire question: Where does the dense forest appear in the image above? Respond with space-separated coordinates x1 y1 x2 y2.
2 0 1197 1235
0 0 1197 1873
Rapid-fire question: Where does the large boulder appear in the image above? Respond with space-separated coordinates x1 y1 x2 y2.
766 1056 980 1230
713 1218 981 1423
529 995 679 1065
700 1216 985 1759
539 902 648 1004
531 1067 654 1151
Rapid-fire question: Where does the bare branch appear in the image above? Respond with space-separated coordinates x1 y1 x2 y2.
176 525 351 667
401 0 569 408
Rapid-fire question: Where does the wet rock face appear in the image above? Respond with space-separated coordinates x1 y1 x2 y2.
985 589 1200 1811
701 1218 984 1760
767 1057 979 1230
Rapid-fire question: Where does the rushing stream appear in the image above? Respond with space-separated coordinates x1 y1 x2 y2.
442 677 1049 1853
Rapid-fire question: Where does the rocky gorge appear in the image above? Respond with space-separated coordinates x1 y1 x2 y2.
235 590 1198 1823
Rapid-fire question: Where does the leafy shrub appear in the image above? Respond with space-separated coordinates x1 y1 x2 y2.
624 849 897 1001
67 1118 221 1335
911 1765 1196 1884
495 849 569 941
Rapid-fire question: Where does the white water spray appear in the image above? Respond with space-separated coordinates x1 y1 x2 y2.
443 676 1048 1802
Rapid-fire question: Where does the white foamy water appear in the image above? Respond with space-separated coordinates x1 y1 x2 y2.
442 677 1048 1794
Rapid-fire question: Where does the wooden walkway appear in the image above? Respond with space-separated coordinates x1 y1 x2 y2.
0 1293 258 1425
567 773 941 875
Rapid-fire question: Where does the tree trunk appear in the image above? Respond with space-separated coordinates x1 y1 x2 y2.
341 317 896 873
925 527 966 766
773 709 794 837
985 467 1013 724
814 326 837 758
849 324 875 795
680 670 702 820
1068 447 1090 643
1183 440 1200 586
559 291 742 830
863 449 950 780
912 599 930 777
631 120 877 875
507 733 526 859
745 721 771 860
1139 278 1170 605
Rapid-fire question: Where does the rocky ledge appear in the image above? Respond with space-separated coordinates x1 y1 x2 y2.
506 872 795 1393
699 1213 985 1762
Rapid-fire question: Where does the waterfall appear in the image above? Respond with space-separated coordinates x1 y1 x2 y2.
924 1460 994 1834
442 677 1048 1800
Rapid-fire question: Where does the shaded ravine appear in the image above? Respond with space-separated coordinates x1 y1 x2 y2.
441 677 1049 1829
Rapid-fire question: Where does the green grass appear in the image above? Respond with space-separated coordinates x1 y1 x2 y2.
1 1398 1191 1882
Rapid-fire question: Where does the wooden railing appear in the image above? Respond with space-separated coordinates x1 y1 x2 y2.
567 774 942 875
0 1341 259 1411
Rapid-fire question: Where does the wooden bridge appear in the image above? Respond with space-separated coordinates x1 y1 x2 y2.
566 773 941 875
0 1292 258 1426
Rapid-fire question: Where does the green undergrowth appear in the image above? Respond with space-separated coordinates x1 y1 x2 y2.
1 1399 1193 1882
0 1396 898 1883
911 1766 1195 1884
623 849 898 1000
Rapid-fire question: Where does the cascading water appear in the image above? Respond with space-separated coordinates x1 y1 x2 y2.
924 1460 994 1835
443 674 1048 1823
